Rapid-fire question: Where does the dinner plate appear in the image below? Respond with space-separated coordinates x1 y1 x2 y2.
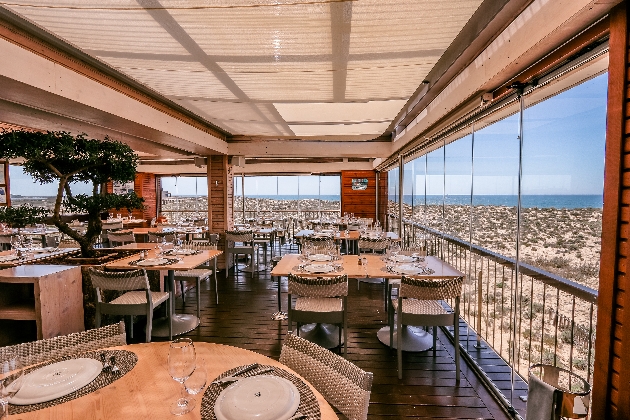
0 255 19 262
308 254 332 262
136 258 169 266
303 263 335 273
214 375 300 420
389 264 423 275
11 358 102 405
389 255 416 263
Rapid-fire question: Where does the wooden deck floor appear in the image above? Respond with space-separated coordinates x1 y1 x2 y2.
163 250 512 420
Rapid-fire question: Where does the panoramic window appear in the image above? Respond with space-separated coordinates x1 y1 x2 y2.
234 175 341 222
159 176 208 223
387 73 607 393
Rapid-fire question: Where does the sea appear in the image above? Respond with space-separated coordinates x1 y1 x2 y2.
242 194 603 209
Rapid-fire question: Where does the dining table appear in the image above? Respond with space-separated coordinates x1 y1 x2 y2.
0 248 78 267
11 341 337 419
104 244 222 338
131 226 206 242
271 252 463 352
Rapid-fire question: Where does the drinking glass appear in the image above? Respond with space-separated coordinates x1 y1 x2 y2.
168 338 196 415
0 353 24 419
184 365 207 397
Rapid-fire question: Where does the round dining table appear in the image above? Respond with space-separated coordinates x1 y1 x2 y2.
14 341 337 419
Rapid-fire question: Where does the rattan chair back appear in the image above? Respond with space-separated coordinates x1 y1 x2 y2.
280 333 373 420
358 237 389 253
148 231 175 243
399 275 463 301
288 273 348 298
108 231 136 245
90 268 149 291
0 322 126 367
225 230 253 243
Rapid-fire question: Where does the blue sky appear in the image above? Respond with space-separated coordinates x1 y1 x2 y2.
397 73 608 196
10 74 607 198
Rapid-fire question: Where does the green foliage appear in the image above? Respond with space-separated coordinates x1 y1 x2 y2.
0 205 49 228
0 130 144 257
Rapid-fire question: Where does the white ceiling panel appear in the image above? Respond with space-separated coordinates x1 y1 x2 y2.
4 0 484 138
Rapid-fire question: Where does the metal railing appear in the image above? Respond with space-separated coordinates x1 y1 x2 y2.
387 213 597 410
234 209 341 222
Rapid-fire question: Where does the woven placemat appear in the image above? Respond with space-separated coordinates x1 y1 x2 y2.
200 364 321 420
9 349 137 414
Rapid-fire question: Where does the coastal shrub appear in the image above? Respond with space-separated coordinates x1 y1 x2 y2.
573 358 587 370
560 329 574 344
543 333 557 347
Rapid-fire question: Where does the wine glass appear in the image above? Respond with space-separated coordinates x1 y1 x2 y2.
184 365 207 398
168 338 196 415
0 353 25 419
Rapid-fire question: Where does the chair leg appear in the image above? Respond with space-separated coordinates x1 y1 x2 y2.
197 277 201 319
146 309 152 343
343 302 348 357
129 315 134 339
397 304 403 379
388 304 394 350
168 298 173 341
180 280 186 304
433 326 437 357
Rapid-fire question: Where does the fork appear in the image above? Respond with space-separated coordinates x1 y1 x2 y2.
211 363 259 385
212 367 273 385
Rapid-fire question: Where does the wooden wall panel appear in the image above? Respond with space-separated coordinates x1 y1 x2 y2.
341 170 387 226
207 155 233 270
106 173 157 225
0 161 9 207
592 3 629 419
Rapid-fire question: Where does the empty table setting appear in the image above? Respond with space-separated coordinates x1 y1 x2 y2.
104 244 221 337
5 341 336 420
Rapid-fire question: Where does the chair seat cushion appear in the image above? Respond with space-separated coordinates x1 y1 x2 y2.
295 297 343 312
173 269 213 279
391 298 447 315
110 291 169 307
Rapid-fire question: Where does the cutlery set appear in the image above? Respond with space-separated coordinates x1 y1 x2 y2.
99 353 120 374
211 363 274 385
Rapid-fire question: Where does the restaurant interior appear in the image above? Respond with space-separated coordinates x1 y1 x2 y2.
0 0 629 419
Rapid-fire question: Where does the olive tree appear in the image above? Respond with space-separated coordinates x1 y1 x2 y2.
0 130 144 257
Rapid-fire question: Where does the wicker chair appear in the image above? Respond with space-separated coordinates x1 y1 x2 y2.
147 231 175 243
90 268 171 342
280 333 373 420
389 275 464 380
226 230 258 273
0 322 126 367
174 241 218 311
287 273 348 356
0 234 12 251
107 231 136 247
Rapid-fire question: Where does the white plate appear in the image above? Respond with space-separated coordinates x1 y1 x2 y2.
389 255 416 263
0 255 19 262
214 375 300 420
168 249 196 255
11 358 102 405
136 258 169 266
302 263 335 274
390 264 423 275
308 254 332 262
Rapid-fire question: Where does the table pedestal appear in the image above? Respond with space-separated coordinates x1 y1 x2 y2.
377 325 433 351
299 323 344 349
151 270 200 337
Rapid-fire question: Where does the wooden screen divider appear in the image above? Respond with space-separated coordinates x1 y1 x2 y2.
340 170 387 225
592 3 629 418
207 155 233 271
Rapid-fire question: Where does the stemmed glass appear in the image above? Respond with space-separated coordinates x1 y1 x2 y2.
0 353 25 419
168 338 196 415
184 364 207 403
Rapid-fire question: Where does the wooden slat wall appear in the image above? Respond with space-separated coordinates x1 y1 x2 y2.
341 170 387 225
207 155 233 270
592 3 629 419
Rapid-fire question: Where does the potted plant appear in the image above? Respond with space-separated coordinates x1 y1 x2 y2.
0 130 144 258
0 204 48 231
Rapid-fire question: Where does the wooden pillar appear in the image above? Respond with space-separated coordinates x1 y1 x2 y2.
0 161 9 207
592 3 629 418
107 173 157 225
341 170 383 222
208 155 233 270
